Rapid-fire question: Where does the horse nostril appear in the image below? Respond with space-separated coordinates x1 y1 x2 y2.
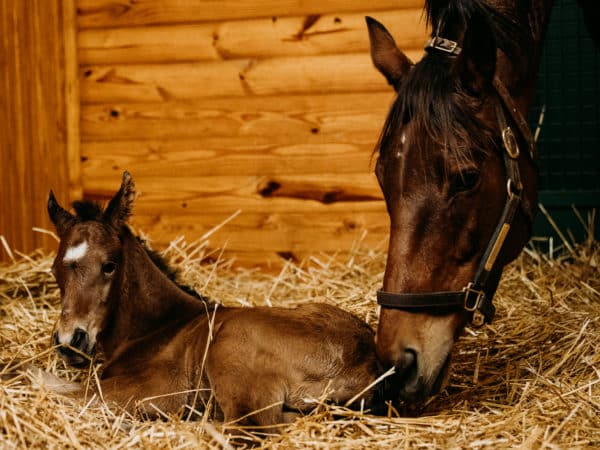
71 328 88 350
402 349 416 369
396 348 418 385
52 331 59 346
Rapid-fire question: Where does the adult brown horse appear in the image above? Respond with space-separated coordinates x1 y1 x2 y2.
46 171 378 430
366 0 556 401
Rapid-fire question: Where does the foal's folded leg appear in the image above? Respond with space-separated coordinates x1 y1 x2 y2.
209 370 290 432
99 370 194 418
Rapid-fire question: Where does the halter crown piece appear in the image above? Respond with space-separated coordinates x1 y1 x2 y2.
376 35 536 327
425 18 462 56
425 36 462 56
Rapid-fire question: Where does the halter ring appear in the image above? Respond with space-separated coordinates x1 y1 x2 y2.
501 126 520 158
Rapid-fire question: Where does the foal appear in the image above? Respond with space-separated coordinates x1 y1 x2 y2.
46 172 378 429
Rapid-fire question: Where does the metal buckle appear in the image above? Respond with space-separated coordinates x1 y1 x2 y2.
501 126 520 159
463 282 485 312
463 283 487 327
425 37 462 56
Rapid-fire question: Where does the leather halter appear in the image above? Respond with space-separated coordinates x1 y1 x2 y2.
377 38 535 327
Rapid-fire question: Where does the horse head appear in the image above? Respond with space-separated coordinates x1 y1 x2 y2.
47 172 135 367
367 0 544 402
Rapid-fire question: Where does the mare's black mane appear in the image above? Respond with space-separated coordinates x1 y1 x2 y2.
377 0 535 163
71 200 210 303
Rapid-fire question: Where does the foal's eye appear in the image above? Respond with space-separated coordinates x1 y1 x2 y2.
449 171 481 197
101 262 116 276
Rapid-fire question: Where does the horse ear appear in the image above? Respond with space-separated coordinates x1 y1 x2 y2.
103 171 136 230
47 191 75 237
453 14 497 94
366 16 413 90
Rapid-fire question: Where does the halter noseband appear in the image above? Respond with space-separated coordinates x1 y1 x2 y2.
377 38 535 327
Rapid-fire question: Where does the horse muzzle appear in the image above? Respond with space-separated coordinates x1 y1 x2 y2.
377 329 453 404
53 328 96 368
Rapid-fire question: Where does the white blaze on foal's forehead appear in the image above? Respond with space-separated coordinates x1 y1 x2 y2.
63 241 88 262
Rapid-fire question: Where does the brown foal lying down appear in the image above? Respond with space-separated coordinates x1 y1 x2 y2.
44 172 378 429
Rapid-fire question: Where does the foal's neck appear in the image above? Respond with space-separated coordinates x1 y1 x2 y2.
101 230 207 358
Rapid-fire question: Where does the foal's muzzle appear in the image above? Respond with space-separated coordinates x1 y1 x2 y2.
53 328 95 367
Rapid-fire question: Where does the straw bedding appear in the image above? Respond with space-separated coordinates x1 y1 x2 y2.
0 229 598 449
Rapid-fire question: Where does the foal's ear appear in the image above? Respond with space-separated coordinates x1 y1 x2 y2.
47 191 75 237
366 17 413 91
104 171 136 230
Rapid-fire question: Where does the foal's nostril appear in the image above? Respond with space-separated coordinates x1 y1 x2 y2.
70 328 88 350
52 331 59 347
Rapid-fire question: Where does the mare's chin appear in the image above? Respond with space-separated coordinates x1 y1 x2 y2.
387 354 452 404
430 355 451 394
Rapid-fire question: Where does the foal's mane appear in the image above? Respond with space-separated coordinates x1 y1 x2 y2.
377 0 534 164
71 200 209 303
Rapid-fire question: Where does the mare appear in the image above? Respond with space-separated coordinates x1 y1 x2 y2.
366 0 568 402
47 171 377 431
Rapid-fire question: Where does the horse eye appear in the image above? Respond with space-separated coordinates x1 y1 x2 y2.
101 262 116 276
449 170 480 197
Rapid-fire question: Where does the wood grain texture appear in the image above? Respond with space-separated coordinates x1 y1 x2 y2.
79 51 423 103
82 173 384 209
63 0 83 202
129 209 389 253
85 173 388 267
0 0 81 260
70 1 428 268
80 92 395 141
76 0 425 28
78 9 427 64
80 139 379 177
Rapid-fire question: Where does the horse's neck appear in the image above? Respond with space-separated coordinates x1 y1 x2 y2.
527 0 555 44
100 233 205 358
493 0 554 107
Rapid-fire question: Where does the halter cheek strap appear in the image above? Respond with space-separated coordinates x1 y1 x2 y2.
377 39 535 327
377 169 520 327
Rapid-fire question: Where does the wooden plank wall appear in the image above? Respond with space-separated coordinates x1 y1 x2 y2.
0 0 80 262
76 0 428 268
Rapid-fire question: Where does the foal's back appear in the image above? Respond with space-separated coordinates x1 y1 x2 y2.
204 302 377 426
96 301 377 427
